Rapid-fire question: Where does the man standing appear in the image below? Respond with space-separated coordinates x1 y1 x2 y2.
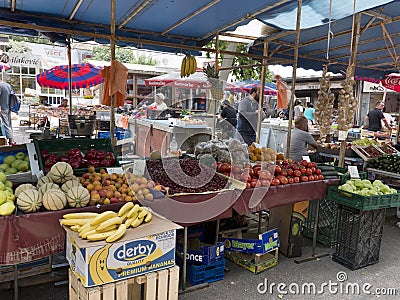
219 100 237 138
365 101 390 132
0 80 16 145
289 116 318 162
237 87 265 146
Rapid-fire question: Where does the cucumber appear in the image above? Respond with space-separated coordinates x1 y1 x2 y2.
321 171 339 176
318 165 336 171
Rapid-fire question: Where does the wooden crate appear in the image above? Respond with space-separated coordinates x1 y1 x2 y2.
69 266 179 300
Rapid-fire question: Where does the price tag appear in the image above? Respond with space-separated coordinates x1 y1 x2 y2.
302 156 311 162
106 167 124 175
338 130 348 141
348 166 360 179
121 159 146 175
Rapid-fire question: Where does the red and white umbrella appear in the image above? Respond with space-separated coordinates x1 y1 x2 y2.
381 73 400 93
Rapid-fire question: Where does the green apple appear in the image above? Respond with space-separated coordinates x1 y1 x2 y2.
6 191 14 202
4 181 12 189
24 156 30 162
15 152 25 160
0 191 7 205
0 182 5 191
3 155 15 166
17 162 29 172
0 164 8 172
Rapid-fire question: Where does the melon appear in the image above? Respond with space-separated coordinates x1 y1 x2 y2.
36 175 53 188
39 183 60 195
49 162 73 184
16 190 42 213
42 189 67 211
61 180 81 194
15 183 36 198
66 186 90 208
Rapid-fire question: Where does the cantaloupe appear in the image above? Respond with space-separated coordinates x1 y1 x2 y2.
39 183 60 195
42 189 67 211
49 162 73 184
66 186 90 208
36 175 53 188
15 183 36 198
61 180 81 194
17 190 42 213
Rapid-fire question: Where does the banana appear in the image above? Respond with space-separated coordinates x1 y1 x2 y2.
125 216 136 228
87 230 118 242
96 224 117 233
180 56 186 77
78 221 93 233
127 204 140 218
106 224 127 243
131 217 144 228
81 229 98 239
70 225 81 232
79 224 99 238
144 211 152 223
184 55 191 77
192 56 197 74
138 207 148 219
63 212 99 219
61 218 91 226
118 202 134 217
96 216 122 232
90 211 118 226
189 55 196 74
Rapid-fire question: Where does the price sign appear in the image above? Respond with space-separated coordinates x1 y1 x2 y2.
122 159 146 175
106 167 124 175
348 166 360 179
338 130 348 141
302 156 311 162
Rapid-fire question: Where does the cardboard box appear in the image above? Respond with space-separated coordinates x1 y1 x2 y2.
225 248 278 274
269 201 309 258
0 256 51 283
65 213 182 287
221 228 279 254
176 240 224 265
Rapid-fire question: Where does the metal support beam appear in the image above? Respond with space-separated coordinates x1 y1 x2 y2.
118 0 153 29
68 0 83 20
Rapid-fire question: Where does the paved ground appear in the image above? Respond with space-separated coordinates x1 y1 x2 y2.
3 117 400 300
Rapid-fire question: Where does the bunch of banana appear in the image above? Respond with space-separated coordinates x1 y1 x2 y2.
60 203 153 243
180 54 197 78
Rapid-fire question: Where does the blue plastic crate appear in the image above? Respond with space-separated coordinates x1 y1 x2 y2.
97 128 131 140
184 259 225 285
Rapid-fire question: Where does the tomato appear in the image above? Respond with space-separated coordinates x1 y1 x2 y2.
307 162 313 168
288 177 294 184
292 164 299 170
232 165 242 175
240 172 251 182
311 162 317 168
293 170 302 177
301 160 309 167
248 168 255 177
250 180 258 188
246 182 251 189
294 161 300 165
212 162 221 170
306 168 313 176
308 175 315 181
318 174 325 180
287 169 294 176
278 176 288 185
274 166 282 175
300 175 309 182
271 177 280 186
293 177 300 183
281 170 288 177
282 159 289 166
315 168 322 175
259 170 271 180
311 167 316 173
300 168 307 174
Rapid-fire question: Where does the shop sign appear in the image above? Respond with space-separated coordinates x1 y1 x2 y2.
363 81 385 93
7 53 41 67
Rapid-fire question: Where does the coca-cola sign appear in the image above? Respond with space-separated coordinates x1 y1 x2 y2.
384 75 400 86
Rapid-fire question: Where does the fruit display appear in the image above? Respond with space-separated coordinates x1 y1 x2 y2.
248 143 283 163
60 204 153 243
337 76 356 131
315 65 335 142
367 154 400 174
0 152 30 175
180 54 197 78
78 167 140 205
338 179 397 196
271 160 325 186
40 148 116 171
0 175 16 216
376 142 398 154
351 144 383 159
194 139 248 165
351 138 379 147
145 157 230 195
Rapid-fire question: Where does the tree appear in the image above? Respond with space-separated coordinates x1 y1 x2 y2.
91 45 158 65
6 40 31 53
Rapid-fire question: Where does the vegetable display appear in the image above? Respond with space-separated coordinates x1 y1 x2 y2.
367 154 400 174
338 179 397 196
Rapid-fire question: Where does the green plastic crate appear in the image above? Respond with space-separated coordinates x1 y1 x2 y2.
33 138 119 175
303 198 338 247
327 186 400 211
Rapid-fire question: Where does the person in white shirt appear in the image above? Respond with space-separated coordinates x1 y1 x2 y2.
150 93 168 111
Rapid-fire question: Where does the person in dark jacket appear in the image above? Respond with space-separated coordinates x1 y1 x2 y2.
237 87 265 145
365 101 390 132
0 80 16 145
219 100 237 138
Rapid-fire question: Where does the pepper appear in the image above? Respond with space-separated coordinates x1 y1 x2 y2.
68 148 82 158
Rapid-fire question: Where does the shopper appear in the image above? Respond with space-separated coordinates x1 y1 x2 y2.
304 102 315 124
289 116 318 162
150 93 168 111
237 87 265 146
294 100 304 118
365 101 390 132
0 80 16 145
58 98 69 108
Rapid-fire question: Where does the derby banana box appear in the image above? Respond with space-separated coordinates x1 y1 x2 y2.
65 213 182 287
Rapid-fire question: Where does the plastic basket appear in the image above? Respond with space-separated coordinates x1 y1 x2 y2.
327 186 400 210
176 256 225 285
332 204 384 270
33 138 119 175
302 198 338 247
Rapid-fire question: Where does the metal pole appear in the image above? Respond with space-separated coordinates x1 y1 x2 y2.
110 0 116 145
256 41 268 144
182 226 188 290
212 34 219 139
67 37 73 116
285 0 302 159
